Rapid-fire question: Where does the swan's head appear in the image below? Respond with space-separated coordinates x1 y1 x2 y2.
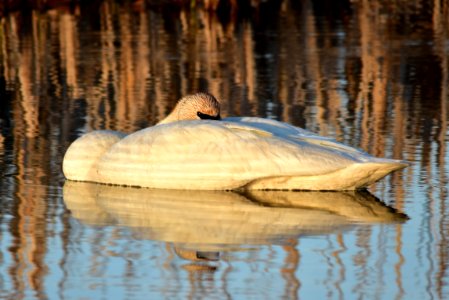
158 92 221 125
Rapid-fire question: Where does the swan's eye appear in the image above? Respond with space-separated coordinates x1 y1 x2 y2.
197 112 221 120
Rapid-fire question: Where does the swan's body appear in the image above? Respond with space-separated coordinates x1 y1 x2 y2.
63 93 407 190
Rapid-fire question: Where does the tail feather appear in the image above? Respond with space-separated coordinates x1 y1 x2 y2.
244 159 409 190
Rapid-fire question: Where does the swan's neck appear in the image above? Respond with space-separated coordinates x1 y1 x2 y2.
157 110 178 125
154 98 180 125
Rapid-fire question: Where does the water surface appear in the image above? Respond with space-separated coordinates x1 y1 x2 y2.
0 1 448 299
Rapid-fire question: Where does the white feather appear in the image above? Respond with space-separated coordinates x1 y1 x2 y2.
63 118 408 190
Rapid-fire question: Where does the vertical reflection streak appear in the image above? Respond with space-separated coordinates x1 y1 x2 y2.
433 0 449 296
394 224 405 300
220 258 233 300
281 240 300 300
333 234 346 300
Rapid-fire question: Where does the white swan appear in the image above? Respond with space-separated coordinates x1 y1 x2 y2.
63 92 408 190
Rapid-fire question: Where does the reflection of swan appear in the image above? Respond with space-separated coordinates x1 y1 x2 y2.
63 182 407 250
63 93 408 190
244 190 408 223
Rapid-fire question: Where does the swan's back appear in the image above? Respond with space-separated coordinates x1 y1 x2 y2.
94 120 406 190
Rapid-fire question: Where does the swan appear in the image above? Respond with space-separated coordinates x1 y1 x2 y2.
63 92 408 190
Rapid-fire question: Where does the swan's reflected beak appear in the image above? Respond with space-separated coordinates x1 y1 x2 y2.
197 112 221 120
196 251 220 261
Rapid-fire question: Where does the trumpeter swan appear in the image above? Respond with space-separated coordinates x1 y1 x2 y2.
63 93 407 190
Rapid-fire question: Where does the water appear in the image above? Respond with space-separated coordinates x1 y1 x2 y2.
0 1 448 299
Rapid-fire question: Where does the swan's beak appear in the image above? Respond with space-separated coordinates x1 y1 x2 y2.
197 112 221 120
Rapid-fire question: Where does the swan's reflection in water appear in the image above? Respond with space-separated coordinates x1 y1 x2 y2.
63 181 407 268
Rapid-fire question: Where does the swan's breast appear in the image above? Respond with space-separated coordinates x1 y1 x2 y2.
63 130 126 182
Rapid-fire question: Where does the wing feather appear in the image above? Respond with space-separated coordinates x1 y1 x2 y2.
97 121 356 189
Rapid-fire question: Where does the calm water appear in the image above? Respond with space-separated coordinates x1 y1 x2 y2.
0 1 448 299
